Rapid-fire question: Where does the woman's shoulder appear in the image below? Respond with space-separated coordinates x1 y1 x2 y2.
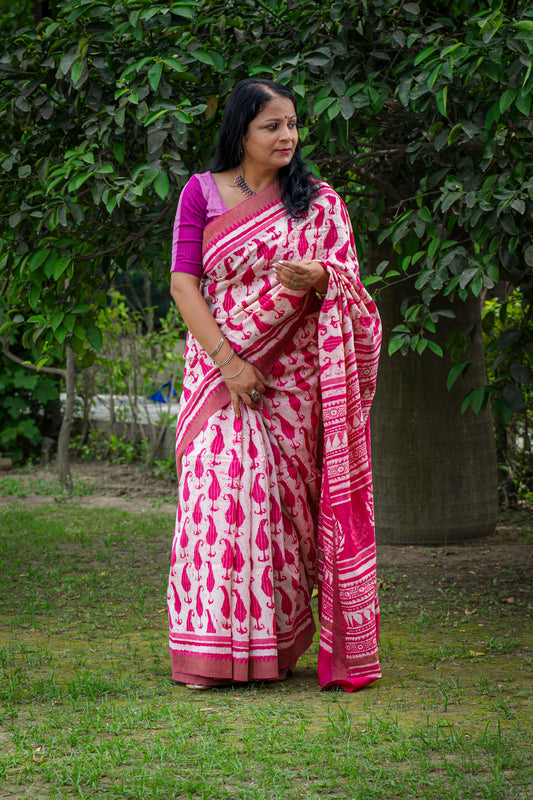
178 172 215 211
182 171 211 193
311 179 344 207
313 179 338 196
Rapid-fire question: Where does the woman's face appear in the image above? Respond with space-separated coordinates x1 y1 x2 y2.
241 95 298 174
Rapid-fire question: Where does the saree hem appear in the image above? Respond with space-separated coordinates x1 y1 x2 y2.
320 676 379 692
170 623 314 683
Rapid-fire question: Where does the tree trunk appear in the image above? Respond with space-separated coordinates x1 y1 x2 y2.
370 276 498 545
57 345 75 492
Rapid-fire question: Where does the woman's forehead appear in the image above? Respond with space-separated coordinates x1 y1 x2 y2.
255 95 296 120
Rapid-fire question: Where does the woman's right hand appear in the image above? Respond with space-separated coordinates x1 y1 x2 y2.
222 357 267 418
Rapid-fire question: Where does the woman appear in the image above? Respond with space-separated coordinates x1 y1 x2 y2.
167 79 382 691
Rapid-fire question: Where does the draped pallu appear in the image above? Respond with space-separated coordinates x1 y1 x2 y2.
167 182 382 690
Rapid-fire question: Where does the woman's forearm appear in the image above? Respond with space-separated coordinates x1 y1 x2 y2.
170 271 266 417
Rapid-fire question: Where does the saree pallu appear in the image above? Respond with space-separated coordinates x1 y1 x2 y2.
167 181 382 690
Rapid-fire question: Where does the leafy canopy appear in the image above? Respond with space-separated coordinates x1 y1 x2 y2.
0 0 531 413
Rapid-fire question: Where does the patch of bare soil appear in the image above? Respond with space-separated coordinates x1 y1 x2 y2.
378 507 533 611
0 461 178 514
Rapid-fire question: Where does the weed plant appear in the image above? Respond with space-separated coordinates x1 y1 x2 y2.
0 502 531 799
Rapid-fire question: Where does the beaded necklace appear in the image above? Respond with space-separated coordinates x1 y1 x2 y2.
233 173 256 197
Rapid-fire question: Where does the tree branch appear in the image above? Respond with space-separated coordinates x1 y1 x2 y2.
2 341 66 377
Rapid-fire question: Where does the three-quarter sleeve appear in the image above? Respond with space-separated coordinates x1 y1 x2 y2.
170 175 207 277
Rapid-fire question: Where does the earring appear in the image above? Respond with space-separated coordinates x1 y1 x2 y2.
238 144 243 162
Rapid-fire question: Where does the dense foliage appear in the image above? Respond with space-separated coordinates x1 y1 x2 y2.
0 349 59 461
0 0 531 432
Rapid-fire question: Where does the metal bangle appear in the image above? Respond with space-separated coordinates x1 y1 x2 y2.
209 336 225 359
222 360 246 380
216 349 235 369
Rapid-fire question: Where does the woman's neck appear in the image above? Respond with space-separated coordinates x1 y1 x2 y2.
237 162 278 194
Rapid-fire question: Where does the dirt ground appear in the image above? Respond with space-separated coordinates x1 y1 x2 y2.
2 460 532 613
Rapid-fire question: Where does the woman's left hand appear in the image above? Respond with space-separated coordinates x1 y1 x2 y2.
274 259 328 294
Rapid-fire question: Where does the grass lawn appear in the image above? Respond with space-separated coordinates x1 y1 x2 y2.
0 479 531 799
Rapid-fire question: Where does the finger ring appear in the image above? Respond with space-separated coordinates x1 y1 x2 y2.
250 389 260 402
293 280 298 288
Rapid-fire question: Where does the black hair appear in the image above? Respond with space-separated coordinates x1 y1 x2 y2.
208 79 318 218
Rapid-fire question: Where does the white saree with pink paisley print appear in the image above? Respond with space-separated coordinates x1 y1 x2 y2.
167 180 382 690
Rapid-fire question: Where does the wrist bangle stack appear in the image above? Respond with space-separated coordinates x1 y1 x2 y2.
222 360 246 380
216 349 235 369
209 336 225 359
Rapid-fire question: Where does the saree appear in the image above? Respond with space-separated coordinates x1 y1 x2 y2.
167 180 382 690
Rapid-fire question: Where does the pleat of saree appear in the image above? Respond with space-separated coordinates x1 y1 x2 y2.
167 180 382 688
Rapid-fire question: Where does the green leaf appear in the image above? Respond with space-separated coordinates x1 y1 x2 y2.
447 361 471 390
170 3 195 19
148 62 163 92
50 312 64 332
461 386 487 415
414 46 436 66
502 384 525 412
29 285 40 310
515 90 531 116
428 238 440 261
441 191 462 213
339 96 355 120
327 99 342 121
427 341 443 357
59 52 77 75
191 49 216 67
499 89 516 114
388 337 406 356
113 141 126 164
524 245 533 267
174 109 192 123
29 250 51 272
398 78 412 108
313 96 335 116
417 206 432 222
71 58 83 84
471 274 483 297
363 275 383 287
485 102 500 130
510 364 531 386
87 326 103 351
162 57 185 72
427 64 442 90
68 172 91 192
153 170 170 200
144 108 169 126
436 86 448 118
53 257 71 280
459 267 478 289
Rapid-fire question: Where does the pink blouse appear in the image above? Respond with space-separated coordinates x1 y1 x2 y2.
170 172 228 276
